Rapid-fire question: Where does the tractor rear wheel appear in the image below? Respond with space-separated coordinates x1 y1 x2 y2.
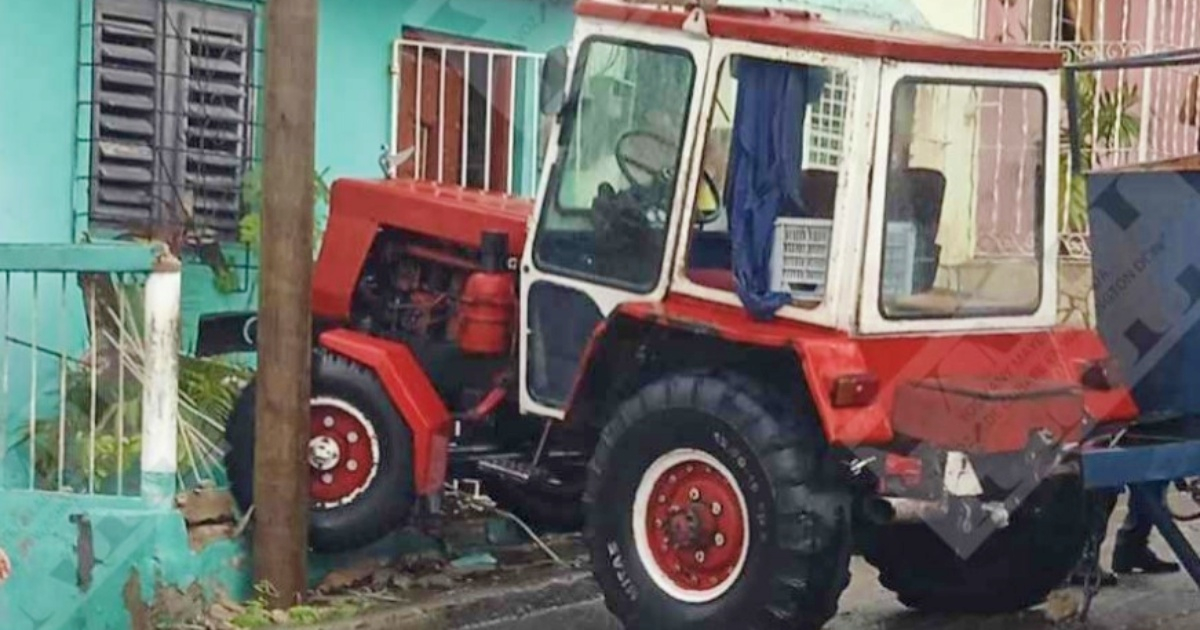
860 473 1089 614
225 350 416 553
584 372 852 630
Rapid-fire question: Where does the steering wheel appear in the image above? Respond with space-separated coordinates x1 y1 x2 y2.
615 130 725 227
615 130 676 187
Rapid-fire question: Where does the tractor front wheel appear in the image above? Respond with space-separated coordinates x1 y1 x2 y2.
860 473 1089 614
225 350 416 553
585 373 852 630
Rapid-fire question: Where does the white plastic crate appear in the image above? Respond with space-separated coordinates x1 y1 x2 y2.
882 222 917 299
769 218 918 301
770 218 833 300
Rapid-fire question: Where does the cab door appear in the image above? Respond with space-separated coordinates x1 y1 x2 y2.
518 25 710 417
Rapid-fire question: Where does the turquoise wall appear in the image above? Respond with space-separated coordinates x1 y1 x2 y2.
0 0 78 244
0 0 577 353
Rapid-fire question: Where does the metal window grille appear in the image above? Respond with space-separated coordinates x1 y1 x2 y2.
984 0 1200 258
84 0 260 242
391 37 547 196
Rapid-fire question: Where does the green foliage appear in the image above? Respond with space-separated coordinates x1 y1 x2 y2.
1060 72 1141 234
230 582 364 628
236 165 331 255
22 278 251 492
208 164 331 294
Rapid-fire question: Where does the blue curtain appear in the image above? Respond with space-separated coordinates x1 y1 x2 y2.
726 58 825 320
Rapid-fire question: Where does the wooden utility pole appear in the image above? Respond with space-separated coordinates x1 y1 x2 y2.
255 0 318 608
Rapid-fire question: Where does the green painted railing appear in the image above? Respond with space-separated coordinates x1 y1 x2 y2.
0 242 181 507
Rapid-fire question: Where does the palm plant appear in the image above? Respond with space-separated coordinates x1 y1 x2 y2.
1059 72 1141 236
23 275 251 494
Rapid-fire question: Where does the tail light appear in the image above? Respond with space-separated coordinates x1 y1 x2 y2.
1079 357 1122 391
830 373 879 408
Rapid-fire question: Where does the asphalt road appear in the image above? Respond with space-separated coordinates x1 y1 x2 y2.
460 501 1200 630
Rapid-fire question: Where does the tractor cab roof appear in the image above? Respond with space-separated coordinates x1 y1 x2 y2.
577 0 1063 70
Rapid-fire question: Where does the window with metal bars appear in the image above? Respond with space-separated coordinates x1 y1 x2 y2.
88 0 256 242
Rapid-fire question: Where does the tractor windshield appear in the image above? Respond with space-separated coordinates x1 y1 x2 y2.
533 38 696 291
878 78 1048 320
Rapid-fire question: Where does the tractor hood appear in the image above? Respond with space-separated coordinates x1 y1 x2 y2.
312 178 532 321
325 178 532 251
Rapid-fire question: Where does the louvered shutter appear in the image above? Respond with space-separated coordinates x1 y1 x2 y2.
90 0 163 230
165 3 254 240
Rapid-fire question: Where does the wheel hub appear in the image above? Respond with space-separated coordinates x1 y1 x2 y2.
308 435 341 471
308 398 380 508
640 456 747 596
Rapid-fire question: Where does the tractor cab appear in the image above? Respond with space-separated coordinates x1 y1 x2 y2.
520 0 1064 414
212 3 1146 628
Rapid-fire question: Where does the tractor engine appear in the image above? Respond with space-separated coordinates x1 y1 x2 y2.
347 229 516 358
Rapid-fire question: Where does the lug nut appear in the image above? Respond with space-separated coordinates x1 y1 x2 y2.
347 431 359 444
686 465 694 473
346 460 358 472
714 533 725 547
688 487 701 501
658 494 666 504
323 416 335 428
695 551 706 563
711 502 723 516
321 473 333 484
655 518 664 529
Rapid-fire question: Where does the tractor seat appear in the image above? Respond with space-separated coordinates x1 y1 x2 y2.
687 268 737 292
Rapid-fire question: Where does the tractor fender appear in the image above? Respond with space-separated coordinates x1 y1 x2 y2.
567 300 895 448
319 328 452 495
789 337 894 446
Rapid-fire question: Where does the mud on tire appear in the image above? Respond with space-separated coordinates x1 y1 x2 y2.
859 473 1089 614
225 350 416 554
584 372 852 630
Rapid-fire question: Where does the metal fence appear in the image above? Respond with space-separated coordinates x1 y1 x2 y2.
0 243 184 507
390 37 548 196
984 0 1200 258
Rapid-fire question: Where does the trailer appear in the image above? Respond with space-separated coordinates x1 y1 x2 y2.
1070 48 1200 615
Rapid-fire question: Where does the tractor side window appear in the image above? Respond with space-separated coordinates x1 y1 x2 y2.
532 39 696 292
685 56 853 309
879 80 1046 319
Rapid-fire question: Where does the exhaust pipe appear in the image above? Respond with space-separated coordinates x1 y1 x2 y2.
881 498 950 523
862 497 1009 528
860 497 948 525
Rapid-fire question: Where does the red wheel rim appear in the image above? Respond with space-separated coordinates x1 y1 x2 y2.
308 397 379 508
634 449 748 601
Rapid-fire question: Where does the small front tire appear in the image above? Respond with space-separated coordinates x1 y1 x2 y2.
225 350 416 554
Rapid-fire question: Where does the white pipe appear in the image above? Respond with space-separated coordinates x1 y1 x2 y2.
390 40 402 177
88 279 97 493
140 254 182 508
439 49 447 183
57 275 67 491
485 52 494 191
0 274 8 467
27 274 37 490
415 44 425 178
462 53 471 187
1138 0 1157 163
507 63 517 195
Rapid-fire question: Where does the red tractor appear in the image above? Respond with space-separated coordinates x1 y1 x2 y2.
203 1 1142 628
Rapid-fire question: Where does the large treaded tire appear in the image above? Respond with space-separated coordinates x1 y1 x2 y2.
584 372 852 630
225 350 416 554
860 473 1089 614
